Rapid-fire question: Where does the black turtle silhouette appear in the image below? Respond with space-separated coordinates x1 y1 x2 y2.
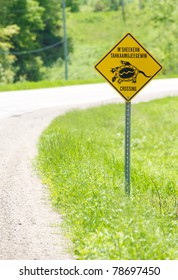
111 60 151 83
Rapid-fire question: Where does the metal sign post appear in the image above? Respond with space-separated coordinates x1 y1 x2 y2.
125 102 131 195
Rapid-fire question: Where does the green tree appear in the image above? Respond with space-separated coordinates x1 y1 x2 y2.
0 0 71 81
0 25 19 83
37 0 64 66
0 0 20 83
4 0 46 81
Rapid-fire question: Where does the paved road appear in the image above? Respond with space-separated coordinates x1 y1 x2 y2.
0 78 178 119
0 79 178 260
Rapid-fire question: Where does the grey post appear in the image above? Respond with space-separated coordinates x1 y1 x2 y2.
125 101 131 195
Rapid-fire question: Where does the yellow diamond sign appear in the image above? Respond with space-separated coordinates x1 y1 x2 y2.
95 33 162 101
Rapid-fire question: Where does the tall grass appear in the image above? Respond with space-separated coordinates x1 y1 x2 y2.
36 97 178 259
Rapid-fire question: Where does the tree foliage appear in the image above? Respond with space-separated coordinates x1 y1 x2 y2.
0 24 19 83
0 0 69 82
8 0 45 81
8 0 64 81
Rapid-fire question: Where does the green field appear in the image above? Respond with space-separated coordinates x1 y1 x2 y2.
50 3 177 81
36 97 178 260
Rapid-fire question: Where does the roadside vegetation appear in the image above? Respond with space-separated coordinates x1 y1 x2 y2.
37 97 178 259
0 78 101 92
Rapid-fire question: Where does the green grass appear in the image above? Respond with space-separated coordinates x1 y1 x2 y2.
0 78 102 92
36 97 178 260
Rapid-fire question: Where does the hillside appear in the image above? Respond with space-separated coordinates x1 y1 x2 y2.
46 3 177 81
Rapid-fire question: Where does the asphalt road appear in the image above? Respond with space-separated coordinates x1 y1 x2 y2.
0 78 178 119
0 79 178 260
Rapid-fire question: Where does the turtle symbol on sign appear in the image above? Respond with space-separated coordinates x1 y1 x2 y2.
111 60 151 84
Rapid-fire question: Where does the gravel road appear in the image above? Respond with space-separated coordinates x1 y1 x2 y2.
0 106 74 260
0 80 178 260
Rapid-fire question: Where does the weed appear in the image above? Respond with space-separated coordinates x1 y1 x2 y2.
37 98 178 259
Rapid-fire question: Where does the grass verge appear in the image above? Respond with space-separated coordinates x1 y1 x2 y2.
0 78 103 92
36 97 178 260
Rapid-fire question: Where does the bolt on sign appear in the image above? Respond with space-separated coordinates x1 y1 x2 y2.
95 33 162 101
